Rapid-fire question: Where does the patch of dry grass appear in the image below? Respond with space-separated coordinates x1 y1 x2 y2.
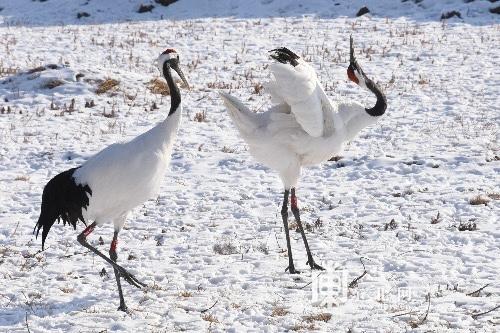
59 287 74 294
430 212 441 224
201 313 219 323
41 78 64 89
193 110 207 122
27 66 46 74
207 81 232 89
271 306 289 317
458 221 477 231
221 146 236 153
0 64 19 76
469 195 489 206
384 218 398 230
14 175 30 181
392 189 414 197
96 78 120 94
253 82 263 94
147 77 170 96
302 312 332 323
213 239 238 255
178 290 193 298
487 192 500 200
328 155 343 162
291 323 315 331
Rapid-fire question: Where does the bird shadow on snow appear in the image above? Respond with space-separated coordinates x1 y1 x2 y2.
0 296 100 326
0 0 498 27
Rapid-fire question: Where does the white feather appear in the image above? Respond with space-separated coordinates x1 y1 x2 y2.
73 105 181 229
265 59 324 137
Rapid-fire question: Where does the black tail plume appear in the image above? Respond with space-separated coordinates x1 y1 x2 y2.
34 167 92 249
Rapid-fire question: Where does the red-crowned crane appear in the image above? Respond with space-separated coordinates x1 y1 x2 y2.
34 48 189 311
219 37 387 274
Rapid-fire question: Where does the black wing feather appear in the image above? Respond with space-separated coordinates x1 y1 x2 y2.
269 47 300 67
34 167 92 249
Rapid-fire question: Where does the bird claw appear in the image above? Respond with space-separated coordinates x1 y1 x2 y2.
285 265 301 274
117 304 129 313
306 260 325 271
115 265 146 288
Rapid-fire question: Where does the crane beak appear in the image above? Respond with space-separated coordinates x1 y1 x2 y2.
349 35 355 66
348 35 359 83
171 64 190 90
347 35 366 87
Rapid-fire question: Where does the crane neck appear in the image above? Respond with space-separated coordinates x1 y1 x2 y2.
162 62 181 116
364 78 387 117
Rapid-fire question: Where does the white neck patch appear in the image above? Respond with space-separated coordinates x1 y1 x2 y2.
354 69 367 89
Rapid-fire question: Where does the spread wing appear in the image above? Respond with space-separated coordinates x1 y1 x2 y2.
264 53 325 137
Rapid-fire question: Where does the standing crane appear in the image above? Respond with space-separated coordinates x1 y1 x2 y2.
34 48 189 311
220 37 387 273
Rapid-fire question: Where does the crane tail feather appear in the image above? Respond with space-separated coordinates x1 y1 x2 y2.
219 92 259 135
35 167 92 250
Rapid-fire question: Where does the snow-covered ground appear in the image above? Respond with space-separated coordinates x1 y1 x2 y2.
0 0 499 332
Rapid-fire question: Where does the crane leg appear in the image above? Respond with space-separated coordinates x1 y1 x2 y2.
290 188 325 271
282 190 299 274
77 223 146 290
109 231 127 312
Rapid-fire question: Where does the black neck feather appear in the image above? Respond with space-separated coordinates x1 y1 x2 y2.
163 62 181 116
365 79 387 117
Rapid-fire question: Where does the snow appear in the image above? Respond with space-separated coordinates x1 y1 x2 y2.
0 0 499 332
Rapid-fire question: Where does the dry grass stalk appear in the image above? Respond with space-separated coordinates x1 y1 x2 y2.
253 83 263 94
430 212 441 224
193 111 207 122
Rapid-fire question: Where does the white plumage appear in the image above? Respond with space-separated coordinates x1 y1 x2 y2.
220 39 387 273
73 110 181 230
264 61 324 137
220 69 377 188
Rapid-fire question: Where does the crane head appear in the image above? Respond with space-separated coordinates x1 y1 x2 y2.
347 36 368 89
157 48 190 89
